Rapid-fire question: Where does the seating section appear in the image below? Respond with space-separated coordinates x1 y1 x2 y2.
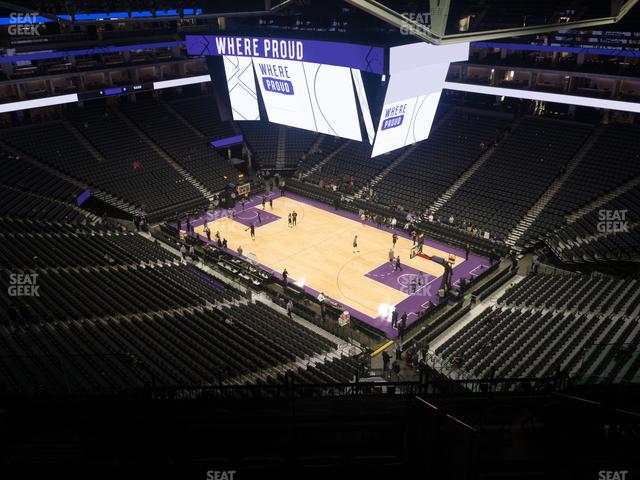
435 273 640 384
122 100 239 193
0 217 348 396
438 117 592 240
0 226 176 270
1 118 205 217
168 95 237 140
283 127 318 168
240 121 280 169
526 123 640 245
375 111 510 210
0 150 89 223
544 186 640 263
258 355 363 385
0 301 341 395
239 120 318 170
305 141 399 193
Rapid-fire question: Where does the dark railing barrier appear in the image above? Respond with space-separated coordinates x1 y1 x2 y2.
145 374 570 401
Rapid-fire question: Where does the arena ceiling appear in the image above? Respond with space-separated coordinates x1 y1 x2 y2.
1 0 639 44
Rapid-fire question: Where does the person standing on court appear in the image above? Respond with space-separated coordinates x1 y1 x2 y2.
392 233 398 248
394 256 403 271
262 196 266 209
249 223 255 240
391 309 398 329
237 245 244 257
257 211 262 224
282 268 288 288
352 235 359 253
288 213 292 228
204 224 211 242
389 248 395 264
400 312 407 335
292 211 297 226
269 197 273 209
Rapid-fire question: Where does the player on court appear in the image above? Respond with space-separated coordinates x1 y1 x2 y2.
392 233 398 248
246 223 255 240
394 256 403 271
353 235 359 253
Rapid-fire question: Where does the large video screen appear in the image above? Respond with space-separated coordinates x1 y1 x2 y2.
351 69 376 144
371 43 469 157
223 55 260 121
371 62 450 157
252 58 362 141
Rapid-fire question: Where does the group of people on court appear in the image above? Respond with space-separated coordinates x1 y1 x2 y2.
288 211 298 227
391 309 408 338
261 195 273 210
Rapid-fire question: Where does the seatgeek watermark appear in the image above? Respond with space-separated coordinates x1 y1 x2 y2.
8 13 44 36
8 273 40 297
398 272 433 297
206 471 236 480
598 471 629 480
400 12 431 35
597 209 629 234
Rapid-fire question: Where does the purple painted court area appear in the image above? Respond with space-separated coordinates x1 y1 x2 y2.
365 262 434 295
232 207 280 228
178 191 492 339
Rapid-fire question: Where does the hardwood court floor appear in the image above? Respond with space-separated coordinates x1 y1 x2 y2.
195 196 464 318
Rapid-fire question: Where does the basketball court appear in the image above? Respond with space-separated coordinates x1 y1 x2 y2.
187 193 491 338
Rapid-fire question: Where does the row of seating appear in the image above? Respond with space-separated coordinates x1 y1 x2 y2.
1 117 206 217
121 100 240 193
304 141 399 194
0 301 339 395
438 117 592 240
0 229 176 269
168 94 237 140
525 123 640 246
543 186 640 263
435 273 640 384
374 111 509 211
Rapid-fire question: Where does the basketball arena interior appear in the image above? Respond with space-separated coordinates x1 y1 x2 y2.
1 1 640 478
